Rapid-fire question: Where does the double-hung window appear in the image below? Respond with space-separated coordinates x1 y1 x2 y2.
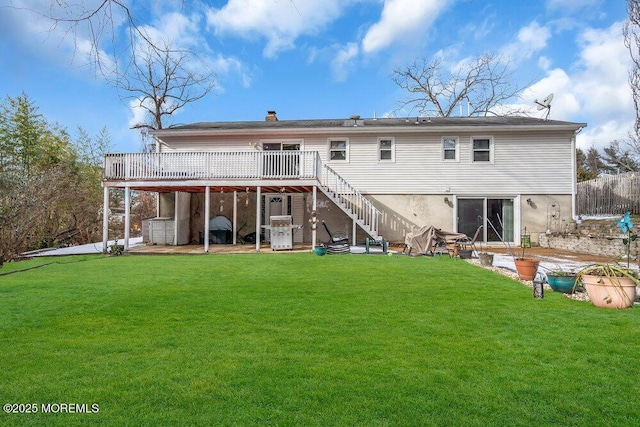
442 137 458 161
378 138 394 161
328 139 348 162
472 137 492 163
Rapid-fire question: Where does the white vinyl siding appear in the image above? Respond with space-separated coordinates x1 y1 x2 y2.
157 130 575 196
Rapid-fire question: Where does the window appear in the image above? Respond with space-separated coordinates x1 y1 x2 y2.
442 137 458 161
378 138 394 161
328 139 348 161
472 137 492 162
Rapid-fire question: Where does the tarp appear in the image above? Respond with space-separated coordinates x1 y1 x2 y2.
404 225 468 254
209 215 232 231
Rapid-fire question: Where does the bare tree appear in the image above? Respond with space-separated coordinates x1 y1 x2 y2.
21 1 216 147
393 53 527 117
625 0 640 136
125 41 216 132
23 0 159 80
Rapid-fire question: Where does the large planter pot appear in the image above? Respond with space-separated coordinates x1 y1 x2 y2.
582 274 637 309
478 253 494 266
514 258 540 281
547 275 576 293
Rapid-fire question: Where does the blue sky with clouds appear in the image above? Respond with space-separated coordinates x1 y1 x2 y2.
0 0 632 152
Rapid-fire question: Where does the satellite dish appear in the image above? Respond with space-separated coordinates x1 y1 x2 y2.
534 93 554 119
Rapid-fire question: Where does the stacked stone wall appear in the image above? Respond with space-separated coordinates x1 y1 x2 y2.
538 217 639 260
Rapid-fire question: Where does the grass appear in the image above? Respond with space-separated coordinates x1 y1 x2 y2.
1 253 639 426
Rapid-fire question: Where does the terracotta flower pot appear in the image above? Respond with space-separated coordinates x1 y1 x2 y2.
514 258 540 281
582 274 637 309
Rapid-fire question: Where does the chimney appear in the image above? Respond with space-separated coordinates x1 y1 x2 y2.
265 110 278 121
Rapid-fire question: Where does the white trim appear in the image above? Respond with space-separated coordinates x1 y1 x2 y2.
377 137 395 162
327 137 349 162
441 136 459 162
470 136 494 164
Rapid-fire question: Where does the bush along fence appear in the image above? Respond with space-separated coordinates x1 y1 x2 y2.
576 172 640 216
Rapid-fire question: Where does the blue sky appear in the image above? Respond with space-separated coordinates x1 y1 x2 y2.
0 0 632 152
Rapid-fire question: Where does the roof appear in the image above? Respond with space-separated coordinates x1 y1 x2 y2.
151 116 587 138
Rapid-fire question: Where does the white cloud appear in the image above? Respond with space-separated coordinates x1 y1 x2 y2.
522 21 633 150
128 98 150 129
361 0 453 54
206 0 346 58
501 21 552 61
331 43 359 82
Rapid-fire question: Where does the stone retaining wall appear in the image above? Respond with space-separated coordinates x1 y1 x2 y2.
537 218 639 260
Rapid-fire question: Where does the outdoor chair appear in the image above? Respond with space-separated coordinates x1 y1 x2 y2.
453 225 483 257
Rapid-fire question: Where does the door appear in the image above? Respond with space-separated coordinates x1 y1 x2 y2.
262 141 301 177
263 195 290 241
457 198 514 243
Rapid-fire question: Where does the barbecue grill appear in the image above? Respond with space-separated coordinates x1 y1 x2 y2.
267 215 300 250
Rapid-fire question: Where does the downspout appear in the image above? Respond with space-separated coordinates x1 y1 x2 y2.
571 127 584 220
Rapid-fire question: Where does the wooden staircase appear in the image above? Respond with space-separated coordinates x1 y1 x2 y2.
319 165 382 240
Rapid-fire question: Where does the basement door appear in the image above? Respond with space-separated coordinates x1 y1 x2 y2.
457 198 515 244
262 194 304 243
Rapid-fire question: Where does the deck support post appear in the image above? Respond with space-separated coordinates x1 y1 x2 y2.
102 186 109 253
255 186 261 252
352 216 356 246
204 186 210 253
312 186 317 248
174 191 179 245
124 186 130 251
233 190 238 245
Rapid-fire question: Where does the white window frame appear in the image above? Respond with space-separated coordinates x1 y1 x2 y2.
259 139 304 150
442 137 459 162
471 136 493 163
377 137 395 162
328 138 349 162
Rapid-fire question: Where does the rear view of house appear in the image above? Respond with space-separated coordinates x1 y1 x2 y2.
102 113 586 252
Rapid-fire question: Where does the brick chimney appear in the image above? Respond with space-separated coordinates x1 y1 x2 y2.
265 110 278 121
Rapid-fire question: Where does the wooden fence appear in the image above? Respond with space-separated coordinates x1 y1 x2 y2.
576 172 640 216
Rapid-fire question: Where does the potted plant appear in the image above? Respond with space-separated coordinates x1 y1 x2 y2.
513 227 540 281
487 218 539 280
574 212 639 309
544 269 577 294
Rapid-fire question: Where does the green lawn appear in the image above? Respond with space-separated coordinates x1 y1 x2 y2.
1 253 639 426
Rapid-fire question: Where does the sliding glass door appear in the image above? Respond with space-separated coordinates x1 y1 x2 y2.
457 198 514 243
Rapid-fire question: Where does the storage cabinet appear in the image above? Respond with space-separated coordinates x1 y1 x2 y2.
149 218 174 245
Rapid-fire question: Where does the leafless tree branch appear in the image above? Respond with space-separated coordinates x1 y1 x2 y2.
393 53 527 117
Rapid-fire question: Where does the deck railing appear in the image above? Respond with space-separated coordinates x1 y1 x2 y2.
103 151 321 181
321 164 381 237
